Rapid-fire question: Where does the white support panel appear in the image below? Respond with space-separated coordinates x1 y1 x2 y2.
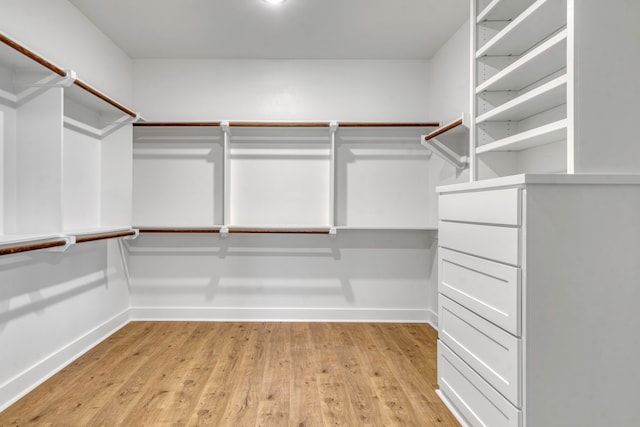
221 121 231 226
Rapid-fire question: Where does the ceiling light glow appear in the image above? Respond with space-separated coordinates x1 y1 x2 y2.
264 0 286 5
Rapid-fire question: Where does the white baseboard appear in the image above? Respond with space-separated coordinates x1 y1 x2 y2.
436 389 471 427
0 309 130 413
130 306 432 323
426 308 438 329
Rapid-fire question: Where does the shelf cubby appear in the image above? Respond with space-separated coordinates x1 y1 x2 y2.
476 74 567 124
132 125 224 228
477 29 567 93
476 0 567 58
477 0 535 23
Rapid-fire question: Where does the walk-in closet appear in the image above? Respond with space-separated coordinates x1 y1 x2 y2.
1 1 639 425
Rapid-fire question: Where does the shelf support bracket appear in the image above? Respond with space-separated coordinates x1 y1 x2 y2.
219 226 229 238
100 112 142 139
16 69 77 106
46 236 76 252
422 136 468 170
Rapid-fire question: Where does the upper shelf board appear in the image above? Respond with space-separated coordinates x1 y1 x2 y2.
477 29 567 93
477 0 536 23
476 0 567 58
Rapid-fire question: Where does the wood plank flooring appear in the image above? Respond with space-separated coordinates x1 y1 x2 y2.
0 322 459 426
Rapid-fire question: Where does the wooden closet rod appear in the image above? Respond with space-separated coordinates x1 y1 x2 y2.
133 121 440 128
134 122 222 127
75 230 136 244
0 33 66 77
73 80 137 118
0 240 67 256
424 118 463 141
339 122 439 128
229 122 329 128
138 228 222 233
228 228 330 235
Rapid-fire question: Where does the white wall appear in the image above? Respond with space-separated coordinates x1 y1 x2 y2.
129 58 438 323
134 59 429 121
0 0 133 411
426 20 471 316
0 0 134 105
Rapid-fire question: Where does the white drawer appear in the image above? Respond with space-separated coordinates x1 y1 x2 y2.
439 295 521 406
440 248 521 335
439 188 520 225
439 220 520 266
438 341 521 427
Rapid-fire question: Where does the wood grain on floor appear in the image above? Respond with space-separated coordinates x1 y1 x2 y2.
0 322 459 426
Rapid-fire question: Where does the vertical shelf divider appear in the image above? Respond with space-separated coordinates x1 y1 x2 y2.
329 121 338 234
221 121 231 235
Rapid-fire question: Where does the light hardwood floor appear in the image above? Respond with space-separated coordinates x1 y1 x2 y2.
0 322 459 426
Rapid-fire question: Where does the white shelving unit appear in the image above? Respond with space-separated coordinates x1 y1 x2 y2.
133 122 439 234
0 33 139 255
471 0 640 180
472 0 569 179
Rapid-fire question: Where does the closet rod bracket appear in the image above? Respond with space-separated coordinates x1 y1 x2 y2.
329 227 338 238
219 226 230 237
47 236 76 252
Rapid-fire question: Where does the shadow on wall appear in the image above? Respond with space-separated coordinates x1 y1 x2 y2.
123 231 437 308
0 244 109 329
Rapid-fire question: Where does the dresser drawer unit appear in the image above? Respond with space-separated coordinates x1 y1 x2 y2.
438 341 521 427
439 188 521 225
439 221 520 266
439 248 521 335
439 295 521 406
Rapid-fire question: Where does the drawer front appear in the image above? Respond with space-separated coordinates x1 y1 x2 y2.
439 188 520 225
438 341 521 427
439 296 521 406
439 221 520 266
440 248 521 335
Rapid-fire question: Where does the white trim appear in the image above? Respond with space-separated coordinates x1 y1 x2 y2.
129 306 431 323
0 309 130 413
426 308 439 329
436 389 472 427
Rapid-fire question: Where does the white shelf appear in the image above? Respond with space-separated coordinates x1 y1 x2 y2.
476 74 567 123
63 116 103 138
477 119 567 153
0 233 64 247
65 226 134 237
476 0 567 58
477 0 535 23
477 29 567 93
227 225 331 232
336 226 437 231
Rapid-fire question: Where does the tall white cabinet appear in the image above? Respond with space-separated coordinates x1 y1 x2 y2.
436 1 640 425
